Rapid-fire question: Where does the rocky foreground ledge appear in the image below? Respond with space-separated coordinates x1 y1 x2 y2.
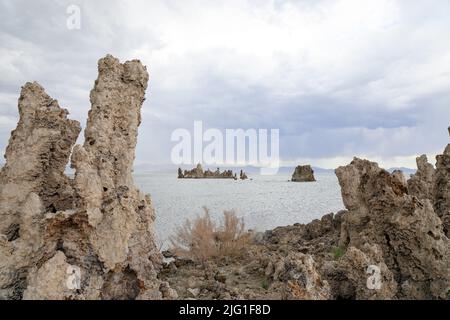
0 54 449 300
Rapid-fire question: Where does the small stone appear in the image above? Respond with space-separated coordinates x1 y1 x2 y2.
215 272 227 283
187 288 200 298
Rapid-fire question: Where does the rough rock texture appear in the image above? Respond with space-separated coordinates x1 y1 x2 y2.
263 252 331 300
161 211 345 300
408 155 435 200
22 251 95 300
0 83 81 299
0 55 166 300
291 165 316 182
336 157 450 299
160 244 332 300
434 127 450 236
0 82 81 234
325 244 397 299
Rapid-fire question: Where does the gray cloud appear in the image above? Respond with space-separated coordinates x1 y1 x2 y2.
1 0 449 169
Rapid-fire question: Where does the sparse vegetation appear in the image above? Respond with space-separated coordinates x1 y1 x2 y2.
331 246 346 259
170 207 251 262
261 278 270 290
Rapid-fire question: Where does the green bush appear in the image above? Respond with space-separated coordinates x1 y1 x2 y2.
261 278 269 290
331 246 346 259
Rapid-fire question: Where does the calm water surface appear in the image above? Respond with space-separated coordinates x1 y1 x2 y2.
134 172 344 247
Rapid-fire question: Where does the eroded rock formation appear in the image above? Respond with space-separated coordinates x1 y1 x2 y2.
178 164 238 180
434 127 450 236
291 165 316 182
239 170 248 180
407 155 435 200
0 55 167 300
264 252 331 300
0 82 81 299
335 157 450 299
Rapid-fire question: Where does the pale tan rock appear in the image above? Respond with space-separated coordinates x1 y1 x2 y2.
264 252 331 300
336 244 397 299
0 55 166 300
23 251 78 300
187 287 200 298
336 157 450 299
282 253 331 300
408 155 435 200
159 281 179 300
434 127 450 236
67 55 161 299
0 82 80 233
0 83 80 299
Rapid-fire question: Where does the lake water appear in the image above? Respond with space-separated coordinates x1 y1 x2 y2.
134 172 345 248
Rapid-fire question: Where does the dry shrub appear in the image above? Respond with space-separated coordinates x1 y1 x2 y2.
170 207 251 262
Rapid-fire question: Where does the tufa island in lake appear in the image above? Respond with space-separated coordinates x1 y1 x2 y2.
291 165 316 182
178 164 248 180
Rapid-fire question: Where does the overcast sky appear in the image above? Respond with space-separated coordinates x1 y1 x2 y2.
1 0 449 169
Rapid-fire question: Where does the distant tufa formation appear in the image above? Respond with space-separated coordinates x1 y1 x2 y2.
0 55 175 300
177 164 248 180
239 170 248 180
291 165 316 182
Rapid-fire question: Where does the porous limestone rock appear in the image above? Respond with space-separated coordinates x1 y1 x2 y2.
0 82 81 234
291 165 316 182
336 157 450 299
408 155 435 200
332 244 397 299
23 251 87 300
0 83 81 299
0 55 164 300
264 252 331 300
434 127 450 236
